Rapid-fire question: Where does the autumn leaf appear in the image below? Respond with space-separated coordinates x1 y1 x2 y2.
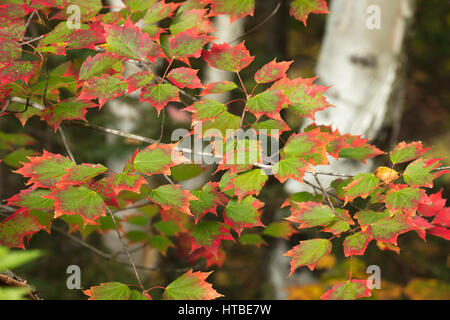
133 143 185 176
390 141 430 165
167 67 203 89
143 0 181 25
183 99 227 121
290 0 329 26
284 239 332 274
221 169 268 201
163 269 223 300
126 71 155 93
58 163 107 186
190 221 234 256
200 81 237 96
209 0 255 23
286 201 336 229
343 173 380 204
0 208 45 249
417 191 446 217
263 221 298 240
189 182 221 222
84 282 131 300
273 157 311 183
255 59 293 84
147 184 197 216
385 184 426 216
321 280 371 300
169 28 213 59
78 74 127 107
202 42 254 73
15 151 74 188
403 158 448 188
224 196 264 234
140 83 180 115
104 18 156 61
246 89 288 120
7 188 54 211
368 214 417 245
343 232 372 257
170 8 214 35
48 186 106 225
42 98 97 131
78 52 123 81
373 166 399 185
110 173 147 194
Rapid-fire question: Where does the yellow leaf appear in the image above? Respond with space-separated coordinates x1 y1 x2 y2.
374 166 399 185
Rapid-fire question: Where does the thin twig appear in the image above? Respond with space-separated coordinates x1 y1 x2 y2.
58 126 76 164
228 0 283 44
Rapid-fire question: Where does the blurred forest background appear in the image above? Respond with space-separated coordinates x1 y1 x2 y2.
0 0 449 299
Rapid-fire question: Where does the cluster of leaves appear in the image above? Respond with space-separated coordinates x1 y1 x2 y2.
0 0 448 300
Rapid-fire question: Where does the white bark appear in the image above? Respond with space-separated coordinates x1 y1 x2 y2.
271 0 415 299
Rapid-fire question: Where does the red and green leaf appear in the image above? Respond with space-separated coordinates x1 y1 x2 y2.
0 208 45 249
147 184 197 216
209 0 255 23
140 83 180 115
202 42 254 73
15 151 74 188
190 221 234 256
133 143 185 175
48 186 106 224
163 269 223 300
224 196 264 235
255 59 293 84
284 238 332 274
343 173 380 204
290 0 329 26
167 67 203 89
321 280 371 300
343 232 372 257
403 158 449 188
286 201 336 229
390 141 430 165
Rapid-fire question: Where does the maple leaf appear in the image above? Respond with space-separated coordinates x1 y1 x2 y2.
202 42 254 73
368 214 417 245
126 70 155 94
189 182 221 222
77 74 127 107
432 207 450 228
42 98 97 131
169 28 213 59
133 143 186 176
0 37 21 63
143 0 182 25
147 184 197 216
221 169 268 201
403 158 448 188
336 134 384 163
148 234 174 255
104 18 157 61
342 173 380 204
15 150 74 188
343 232 372 257
273 157 311 183
262 221 298 240
209 0 255 23
281 129 330 165
170 8 215 35
58 163 107 186
78 52 123 81
224 196 264 235
376 241 401 254
255 59 293 84
84 282 131 300
0 208 45 249
417 191 446 217
167 67 203 89
320 280 371 300
290 0 329 26
284 239 332 275
190 221 234 256
385 184 426 216
427 226 450 240
286 201 336 229
390 141 430 165
199 81 237 96
48 186 106 225
240 233 267 247
246 89 288 120
354 210 390 230
183 99 227 121
163 269 223 300
0 61 40 85
110 173 147 195
272 76 332 120
140 83 180 115
7 189 54 211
